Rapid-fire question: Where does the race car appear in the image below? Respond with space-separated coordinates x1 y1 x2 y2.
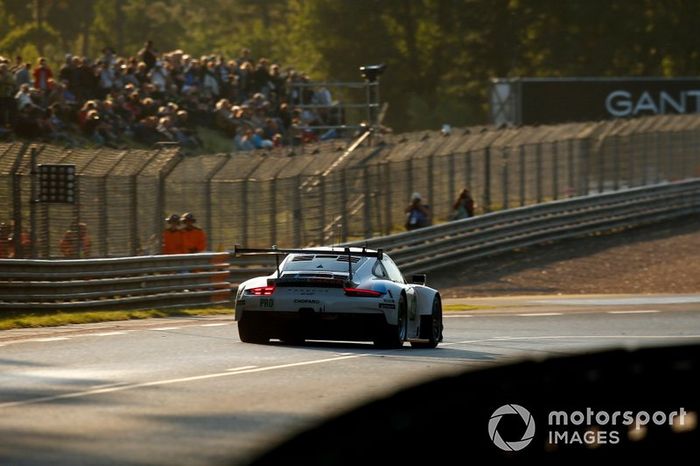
233 246 443 348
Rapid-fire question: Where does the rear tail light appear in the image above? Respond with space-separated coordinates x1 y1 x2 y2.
246 285 276 296
344 287 383 298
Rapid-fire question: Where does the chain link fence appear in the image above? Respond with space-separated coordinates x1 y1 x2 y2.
1 114 699 258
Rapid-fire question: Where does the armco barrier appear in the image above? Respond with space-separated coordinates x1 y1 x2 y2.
0 253 232 312
343 179 700 273
1 180 698 312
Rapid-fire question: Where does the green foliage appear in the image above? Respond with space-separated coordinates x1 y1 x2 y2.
2 0 700 131
0 23 60 55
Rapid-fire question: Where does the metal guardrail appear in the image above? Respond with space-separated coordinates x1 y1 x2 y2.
342 179 700 273
1 180 698 312
0 253 232 312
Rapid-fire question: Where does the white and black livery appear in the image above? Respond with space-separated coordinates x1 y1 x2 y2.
233 246 443 348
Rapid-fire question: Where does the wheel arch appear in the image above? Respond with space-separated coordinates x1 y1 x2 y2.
413 285 440 317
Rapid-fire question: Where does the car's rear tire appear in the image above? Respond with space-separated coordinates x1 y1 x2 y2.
374 294 407 349
411 295 443 349
238 317 269 344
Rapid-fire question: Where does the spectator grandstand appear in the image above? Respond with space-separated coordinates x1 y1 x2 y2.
0 43 348 152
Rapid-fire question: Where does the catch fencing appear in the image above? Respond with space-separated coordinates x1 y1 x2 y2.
1 114 699 259
2 179 698 312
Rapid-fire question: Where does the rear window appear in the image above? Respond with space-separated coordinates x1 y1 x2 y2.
283 254 368 273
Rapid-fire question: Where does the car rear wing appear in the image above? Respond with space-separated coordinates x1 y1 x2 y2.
231 245 384 282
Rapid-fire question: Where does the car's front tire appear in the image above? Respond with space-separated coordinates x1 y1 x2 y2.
374 294 407 349
238 316 270 344
411 295 443 349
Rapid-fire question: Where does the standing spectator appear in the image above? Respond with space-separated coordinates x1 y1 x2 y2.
14 63 31 87
32 57 54 96
60 222 91 258
138 40 158 71
162 214 183 254
180 212 207 253
450 188 475 220
405 192 431 230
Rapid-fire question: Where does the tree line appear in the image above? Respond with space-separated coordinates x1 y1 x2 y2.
2 0 699 132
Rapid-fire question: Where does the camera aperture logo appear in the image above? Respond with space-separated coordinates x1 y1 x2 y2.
488 404 536 451
489 404 688 451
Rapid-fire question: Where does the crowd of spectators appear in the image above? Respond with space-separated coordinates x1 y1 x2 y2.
0 41 344 151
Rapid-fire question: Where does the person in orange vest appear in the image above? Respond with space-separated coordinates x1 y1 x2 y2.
60 222 91 258
162 214 184 254
180 212 207 253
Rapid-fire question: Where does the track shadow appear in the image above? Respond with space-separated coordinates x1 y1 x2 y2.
264 340 498 361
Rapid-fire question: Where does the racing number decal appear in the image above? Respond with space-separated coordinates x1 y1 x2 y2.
260 298 274 308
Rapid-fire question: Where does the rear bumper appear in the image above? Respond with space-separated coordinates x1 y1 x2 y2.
239 310 388 341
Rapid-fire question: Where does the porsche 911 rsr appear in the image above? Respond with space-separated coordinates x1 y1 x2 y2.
233 247 443 348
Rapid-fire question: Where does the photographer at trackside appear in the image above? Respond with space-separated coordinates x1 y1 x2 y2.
405 192 431 231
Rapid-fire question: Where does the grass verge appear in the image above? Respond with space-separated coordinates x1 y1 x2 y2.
443 304 496 312
0 307 232 331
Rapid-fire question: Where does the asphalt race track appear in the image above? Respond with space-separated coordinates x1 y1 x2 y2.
1 294 699 465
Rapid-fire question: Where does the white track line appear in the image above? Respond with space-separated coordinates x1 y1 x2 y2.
441 334 700 346
199 323 230 327
226 366 257 371
29 337 70 342
93 331 128 336
0 354 367 409
445 315 473 318
607 310 660 314
151 327 182 331
517 312 563 317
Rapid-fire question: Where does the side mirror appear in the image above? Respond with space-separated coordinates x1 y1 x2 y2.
411 274 426 286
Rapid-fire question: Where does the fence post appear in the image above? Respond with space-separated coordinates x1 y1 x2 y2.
641 133 649 186
318 174 326 245
10 148 23 258
129 175 138 255
483 147 491 212
340 168 348 242
535 142 543 203
598 138 605 193
501 147 509 210
383 162 392 235
363 165 372 238
613 134 620 191
154 152 182 253
293 174 302 247
406 157 414 200
465 151 472 191
42 203 50 258
552 141 559 200
241 179 249 246
567 138 575 197
655 131 663 184
427 154 435 212
519 145 526 206
581 138 590 196
269 176 277 246
30 147 38 258
448 153 456 205
667 131 676 181
74 176 83 257
205 156 229 251
627 133 635 188
99 176 108 256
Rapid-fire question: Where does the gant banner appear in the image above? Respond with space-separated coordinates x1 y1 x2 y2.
491 77 700 125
